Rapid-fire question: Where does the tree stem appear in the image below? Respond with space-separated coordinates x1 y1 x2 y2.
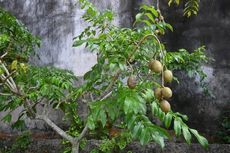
72 142 79 153
37 115 75 143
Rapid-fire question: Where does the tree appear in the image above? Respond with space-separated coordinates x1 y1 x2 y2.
0 1 208 153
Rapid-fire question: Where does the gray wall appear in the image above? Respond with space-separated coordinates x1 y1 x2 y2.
0 0 229 137
162 0 230 135
0 0 133 131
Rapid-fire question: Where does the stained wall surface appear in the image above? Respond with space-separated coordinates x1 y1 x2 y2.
0 0 229 136
0 0 133 131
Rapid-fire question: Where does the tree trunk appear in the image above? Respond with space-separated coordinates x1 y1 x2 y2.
72 142 80 153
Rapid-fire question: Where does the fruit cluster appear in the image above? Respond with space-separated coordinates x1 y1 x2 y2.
127 59 173 113
149 60 173 113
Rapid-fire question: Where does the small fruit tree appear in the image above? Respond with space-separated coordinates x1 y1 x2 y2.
0 0 208 153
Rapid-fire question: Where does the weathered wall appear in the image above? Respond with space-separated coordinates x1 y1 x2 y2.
0 0 229 138
134 0 230 136
162 0 230 135
0 0 133 131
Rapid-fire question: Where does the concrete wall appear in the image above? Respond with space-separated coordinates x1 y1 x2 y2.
161 0 230 135
0 0 230 137
0 0 133 131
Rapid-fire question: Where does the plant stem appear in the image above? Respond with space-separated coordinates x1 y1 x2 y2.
37 115 75 143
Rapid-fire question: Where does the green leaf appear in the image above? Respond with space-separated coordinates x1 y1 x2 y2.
135 13 143 21
175 112 189 121
168 0 173 6
175 0 180 5
124 97 133 114
132 123 142 138
151 124 170 139
126 115 137 129
164 113 172 128
73 39 86 47
151 102 159 116
190 129 208 148
2 114 12 123
12 120 26 130
145 13 155 23
140 129 150 145
142 89 154 102
182 125 192 144
99 110 107 127
165 23 174 31
141 5 158 17
152 133 165 148
87 116 96 130
174 118 182 136
143 20 152 26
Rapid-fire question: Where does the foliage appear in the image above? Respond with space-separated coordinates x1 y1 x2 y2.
0 65 79 129
0 8 40 64
0 131 31 153
217 111 230 143
168 0 200 17
72 0 208 151
0 1 209 153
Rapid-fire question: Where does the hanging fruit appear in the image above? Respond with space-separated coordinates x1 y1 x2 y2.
154 87 162 100
160 100 171 113
148 60 163 73
163 70 173 83
161 87 172 99
127 75 137 89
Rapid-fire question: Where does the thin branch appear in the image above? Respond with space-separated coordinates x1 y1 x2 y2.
156 0 160 11
156 0 165 23
77 125 88 141
1 70 16 83
100 91 112 101
90 93 94 101
96 70 121 101
0 52 8 59
0 92 12 96
0 75 15 90
1 62 17 89
36 115 75 143
26 82 40 93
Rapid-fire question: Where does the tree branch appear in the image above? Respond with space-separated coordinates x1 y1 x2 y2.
96 70 121 101
77 125 88 141
0 92 11 96
36 115 75 143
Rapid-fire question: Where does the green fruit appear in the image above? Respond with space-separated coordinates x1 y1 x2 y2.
163 70 173 83
154 88 162 100
162 87 172 99
160 100 171 113
148 60 163 73
127 76 137 89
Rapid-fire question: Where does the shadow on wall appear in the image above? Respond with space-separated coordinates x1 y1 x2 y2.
160 0 230 136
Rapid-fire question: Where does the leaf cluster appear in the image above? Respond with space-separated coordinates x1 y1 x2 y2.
168 0 200 17
72 2 208 150
0 8 40 64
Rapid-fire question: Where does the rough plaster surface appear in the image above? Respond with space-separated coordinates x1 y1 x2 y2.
161 0 230 135
0 0 230 137
0 0 133 131
133 0 230 135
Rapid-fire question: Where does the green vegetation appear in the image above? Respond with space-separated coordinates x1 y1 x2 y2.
0 1 210 153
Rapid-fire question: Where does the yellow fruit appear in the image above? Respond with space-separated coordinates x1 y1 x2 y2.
154 88 162 100
127 76 137 89
163 70 173 83
162 87 172 99
160 100 171 113
148 60 163 73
